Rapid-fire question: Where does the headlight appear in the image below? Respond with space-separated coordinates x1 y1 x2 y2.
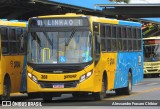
28 72 38 83
79 71 92 83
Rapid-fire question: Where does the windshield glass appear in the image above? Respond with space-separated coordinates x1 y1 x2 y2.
144 44 160 62
27 31 92 64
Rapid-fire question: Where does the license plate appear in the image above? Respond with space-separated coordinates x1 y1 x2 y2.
53 84 64 88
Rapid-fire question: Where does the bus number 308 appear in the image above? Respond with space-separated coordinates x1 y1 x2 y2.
41 75 48 79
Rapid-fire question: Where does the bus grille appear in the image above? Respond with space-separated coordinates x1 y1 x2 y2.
38 81 78 88
147 69 158 72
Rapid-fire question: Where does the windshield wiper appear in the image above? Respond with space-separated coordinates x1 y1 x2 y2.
65 29 76 46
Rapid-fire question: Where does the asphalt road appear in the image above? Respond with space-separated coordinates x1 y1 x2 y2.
1 76 160 108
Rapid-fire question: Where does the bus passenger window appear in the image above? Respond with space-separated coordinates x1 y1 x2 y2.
138 40 142 51
111 26 116 38
122 40 127 51
132 28 136 38
117 27 121 38
9 29 17 54
2 43 8 54
122 27 127 38
128 40 132 50
1 28 9 54
107 39 111 51
101 39 106 51
133 40 137 50
137 28 141 39
1 28 8 40
117 39 122 51
106 25 111 38
112 39 117 51
127 28 132 38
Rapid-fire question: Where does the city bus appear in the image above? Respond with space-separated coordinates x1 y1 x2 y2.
143 36 160 77
27 13 143 101
0 20 27 100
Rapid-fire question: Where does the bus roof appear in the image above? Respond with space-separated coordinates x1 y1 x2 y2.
119 20 141 27
36 13 141 27
0 20 27 27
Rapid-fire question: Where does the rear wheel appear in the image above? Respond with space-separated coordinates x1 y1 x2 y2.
0 77 11 100
115 72 132 95
93 75 106 100
124 72 132 95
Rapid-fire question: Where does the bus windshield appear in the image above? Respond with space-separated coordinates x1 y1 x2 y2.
144 44 160 62
27 30 92 64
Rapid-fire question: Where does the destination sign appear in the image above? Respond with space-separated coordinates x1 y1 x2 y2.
29 18 89 27
144 39 160 45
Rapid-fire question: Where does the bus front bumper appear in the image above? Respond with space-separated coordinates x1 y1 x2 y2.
144 68 160 74
27 74 97 93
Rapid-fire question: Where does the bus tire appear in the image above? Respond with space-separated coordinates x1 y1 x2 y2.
123 72 132 95
115 72 132 95
115 89 123 95
0 76 11 100
42 93 53 102
93 75 106 100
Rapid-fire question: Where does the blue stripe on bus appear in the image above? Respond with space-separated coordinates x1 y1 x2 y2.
119 20 142 27
26 23 28 27
114 52 144 89
20 56 27 92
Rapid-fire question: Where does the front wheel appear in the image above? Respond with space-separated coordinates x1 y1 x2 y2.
93 76 106 100
0 78 11 100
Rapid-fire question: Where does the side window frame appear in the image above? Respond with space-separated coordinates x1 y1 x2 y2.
1 27 9 55
9 27 18 54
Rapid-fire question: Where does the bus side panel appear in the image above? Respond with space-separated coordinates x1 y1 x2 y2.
0 36 2 95
100 52 117 90
114 52 143 89
0 59 2 95
0 63 2 95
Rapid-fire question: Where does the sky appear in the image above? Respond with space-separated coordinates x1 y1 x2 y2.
50 0 160 22
51 0 113 9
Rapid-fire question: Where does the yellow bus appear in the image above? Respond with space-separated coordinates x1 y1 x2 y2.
143 36 160 77
27 13 143 101
0 20 27 100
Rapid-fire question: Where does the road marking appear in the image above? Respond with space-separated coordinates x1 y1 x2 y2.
147 83 159 85
135 83 145 85
103 88 160 100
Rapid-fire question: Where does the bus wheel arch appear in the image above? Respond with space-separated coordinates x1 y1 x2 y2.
0 73 11 100
93 71 107 100
115 69 132 95
103 71 108 91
